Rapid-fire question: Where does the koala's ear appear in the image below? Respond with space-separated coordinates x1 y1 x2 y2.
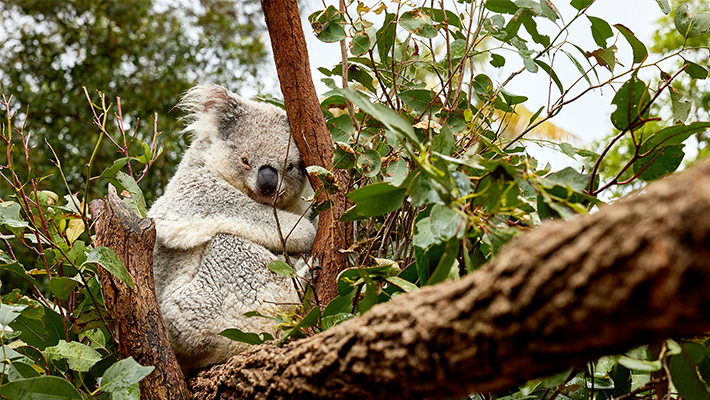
179 85 246 141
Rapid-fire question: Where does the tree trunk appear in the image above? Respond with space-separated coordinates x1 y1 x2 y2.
90 187 190 400
262 0 353 305
188 159 710 400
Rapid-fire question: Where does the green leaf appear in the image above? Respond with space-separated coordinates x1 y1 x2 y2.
588 16 613 47
399 9 438 38
99 157 137 186
543 167 590 192
632 145 685 181
0 303 27 327
358 149 382 177
10 307 65 350
331 88 417 144
44 340 102 372
490 53 506 68
540 0 559 21
674 4 710 38
398 89 442 114
49 277 79 302
111 383 141 400
346 183 407 218
321 290 357 319
500 88 528 105
376 12 396 63
618 355 662 372
220 328 274 345
587 46 617 72
101 357 155 396
534 60 563 94
670 88 692 124
485 0 519 14
541 368 573 388
116 171 147 218
610 75 649 130
383 158 409 186
614 24 648 64
570 0 594 11
684 60 708 80
670 344 710 400
655 0 670 14
0 202 30 230
279 307 320 344
522 13 550 46
639 122 710 152
321 312 355 331
308 6 347 43
267 260 297 278
414 205 465 248
558 142 578 159
6 360 41 380
385 276 419 292
83 246 134 289
0 376 83 400
351 31 370 56
425 239 460 285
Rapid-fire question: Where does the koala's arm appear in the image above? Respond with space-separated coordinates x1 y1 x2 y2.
149 176 315 254
214 202 316 254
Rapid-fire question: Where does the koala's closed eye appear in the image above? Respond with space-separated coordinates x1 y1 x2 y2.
285 164 294 172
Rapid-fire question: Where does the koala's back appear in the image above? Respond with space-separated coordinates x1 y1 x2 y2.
156 233 299 370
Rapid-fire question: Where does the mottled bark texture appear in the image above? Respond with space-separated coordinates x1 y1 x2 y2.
90 188 190 400
189 159 710 400
262 0 353 305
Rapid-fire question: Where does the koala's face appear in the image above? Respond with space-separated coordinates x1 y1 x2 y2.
185 86 307 210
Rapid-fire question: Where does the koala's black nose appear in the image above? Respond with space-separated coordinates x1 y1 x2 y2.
257 166 279 196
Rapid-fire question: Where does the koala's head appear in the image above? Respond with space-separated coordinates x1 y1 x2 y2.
179 85 307 210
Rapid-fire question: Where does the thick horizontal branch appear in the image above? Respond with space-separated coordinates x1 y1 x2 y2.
190 159 710 400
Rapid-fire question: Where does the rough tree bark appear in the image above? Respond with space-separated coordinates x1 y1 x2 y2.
89 188 190 400
261 0 353 305
188 158 710 400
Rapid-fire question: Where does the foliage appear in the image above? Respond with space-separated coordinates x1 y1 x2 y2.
588 0 710 197
247 0 710 399
0 0 269 203
0 93 159 398
0 0 270 293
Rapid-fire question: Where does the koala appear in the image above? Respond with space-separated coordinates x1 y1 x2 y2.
148 85 316 374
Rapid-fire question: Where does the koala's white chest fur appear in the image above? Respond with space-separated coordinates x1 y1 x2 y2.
148 85 316 374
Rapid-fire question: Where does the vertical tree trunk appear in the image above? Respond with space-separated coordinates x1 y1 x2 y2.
90 188 190 400
262 0 353 305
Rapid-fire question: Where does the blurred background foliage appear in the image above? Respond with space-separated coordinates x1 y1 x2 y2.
0 0 271 293
0 0 270 202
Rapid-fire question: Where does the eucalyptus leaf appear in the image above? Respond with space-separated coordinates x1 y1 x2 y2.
44 340 102 372
220 328 274 345
0 376 83 400
83 246 134 289
267 260 297 278
614 24 648 64
674 4 710 38
101 357 155 395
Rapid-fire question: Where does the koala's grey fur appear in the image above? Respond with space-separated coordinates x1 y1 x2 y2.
148 85 315 373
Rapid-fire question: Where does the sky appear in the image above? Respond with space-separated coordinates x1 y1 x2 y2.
298 0 673 170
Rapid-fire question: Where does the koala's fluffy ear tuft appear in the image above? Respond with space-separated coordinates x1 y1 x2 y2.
179 85 244 141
